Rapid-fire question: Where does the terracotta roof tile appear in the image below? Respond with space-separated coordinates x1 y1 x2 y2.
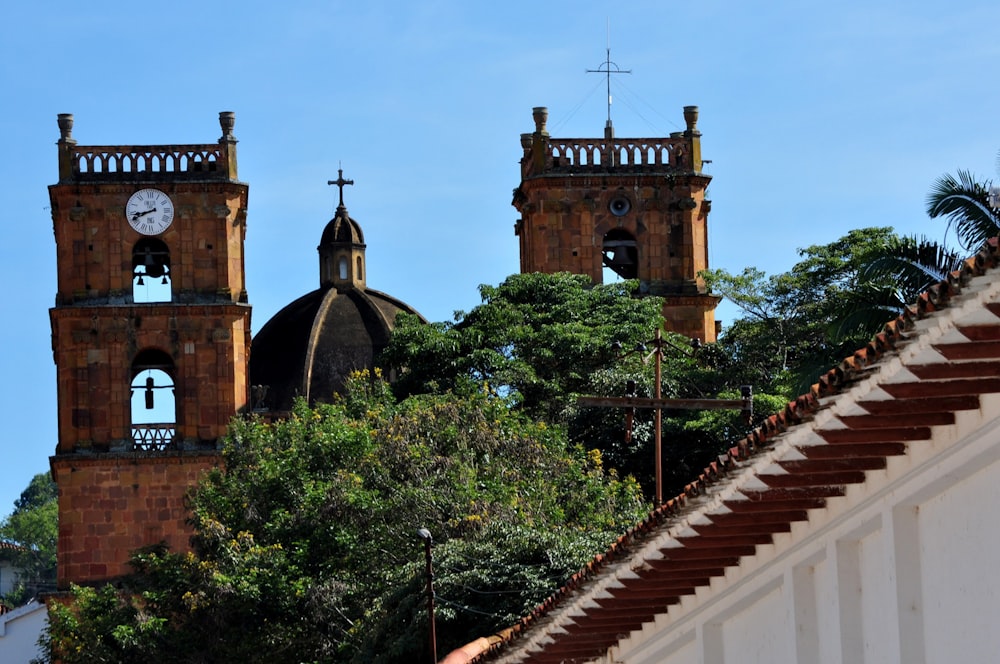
448 236 1000 664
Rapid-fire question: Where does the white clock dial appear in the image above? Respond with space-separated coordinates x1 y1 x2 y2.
126 188 174 235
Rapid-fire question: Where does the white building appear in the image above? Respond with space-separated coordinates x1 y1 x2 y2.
0 601 47 664
453 241 1000 663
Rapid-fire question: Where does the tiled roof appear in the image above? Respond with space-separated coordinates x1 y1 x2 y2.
454 238 1000 663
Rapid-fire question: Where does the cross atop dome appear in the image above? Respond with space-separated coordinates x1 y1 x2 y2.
327 168 354 207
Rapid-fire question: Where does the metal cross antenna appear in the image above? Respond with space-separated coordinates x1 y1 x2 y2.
586 22 631 134
327 167 354 207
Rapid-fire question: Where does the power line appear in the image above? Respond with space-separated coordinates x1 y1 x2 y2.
552 77 606 135
441 579 529 595
610 77 684 135
434 594 506 619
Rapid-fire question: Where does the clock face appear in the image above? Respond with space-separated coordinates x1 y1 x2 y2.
126 188 174 235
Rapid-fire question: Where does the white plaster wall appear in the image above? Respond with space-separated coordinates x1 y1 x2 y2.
0 601 46 664
635 629 697 664
919 455 1000 663
715 581 791 664
613 407 1000 664
835 521 896 663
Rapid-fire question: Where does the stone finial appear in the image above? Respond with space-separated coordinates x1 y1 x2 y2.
57 113 75 143
532 106 549 135
219 111 236 141
683 106 699 133
219 112 239 180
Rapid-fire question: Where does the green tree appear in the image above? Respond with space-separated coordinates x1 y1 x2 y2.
703 227 959 394
41 375 647 663
382 272 665 421
0 472 58 606
383 271 774 498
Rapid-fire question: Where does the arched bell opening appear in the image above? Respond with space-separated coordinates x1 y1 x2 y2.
132 238 172 303
129 348 177 451
601 228 638 282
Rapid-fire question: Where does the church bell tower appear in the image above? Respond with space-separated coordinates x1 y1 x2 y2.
47 112 251 587
513 106 719 342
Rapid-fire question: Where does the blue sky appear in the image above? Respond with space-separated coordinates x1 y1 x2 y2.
1 1 999 515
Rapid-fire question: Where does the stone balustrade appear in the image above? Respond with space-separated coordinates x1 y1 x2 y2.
62 144 230 182
55 112 239 183
545 137 685 170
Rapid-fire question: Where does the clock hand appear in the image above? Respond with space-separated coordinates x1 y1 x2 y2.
130 208 157 221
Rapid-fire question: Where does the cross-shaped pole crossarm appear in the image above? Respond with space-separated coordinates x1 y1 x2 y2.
578 393 753 425
577 384 754 505
577 396 750 411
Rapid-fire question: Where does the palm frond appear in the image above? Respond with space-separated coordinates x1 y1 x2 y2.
826 282 907 345
859 235 961 297
926 170 1000 251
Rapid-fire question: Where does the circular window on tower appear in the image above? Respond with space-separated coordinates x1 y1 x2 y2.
609 196 631 217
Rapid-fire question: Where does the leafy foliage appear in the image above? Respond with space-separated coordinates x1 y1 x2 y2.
382 272 665 421
384 272 778 498
0 473 58 606
41 376 646 663
703 227 959 394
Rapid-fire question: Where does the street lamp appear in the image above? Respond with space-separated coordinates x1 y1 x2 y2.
416 527 437 664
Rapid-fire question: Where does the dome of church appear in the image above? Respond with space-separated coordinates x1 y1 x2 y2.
249 286 421 411
249 172 423 411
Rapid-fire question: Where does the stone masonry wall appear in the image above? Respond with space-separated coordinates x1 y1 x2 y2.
52 454 218 587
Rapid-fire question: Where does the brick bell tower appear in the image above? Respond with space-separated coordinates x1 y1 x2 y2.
513 106 719 342
47 112 251 587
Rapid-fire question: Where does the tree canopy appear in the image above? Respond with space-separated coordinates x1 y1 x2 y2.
383 271 777 497
42 376 646 663
382 272 666 421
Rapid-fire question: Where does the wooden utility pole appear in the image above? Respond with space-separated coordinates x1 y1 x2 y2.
579 330 752 505
416 528 437 664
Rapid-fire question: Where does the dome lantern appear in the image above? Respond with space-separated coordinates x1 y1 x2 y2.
319 169 366 290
